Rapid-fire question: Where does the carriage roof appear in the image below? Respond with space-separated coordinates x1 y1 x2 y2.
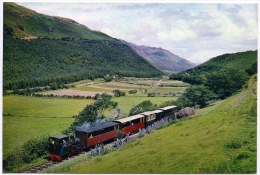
49 134 68 139
141 110 163 116
159 105 177 111
76 121 119 133
115 114 144 123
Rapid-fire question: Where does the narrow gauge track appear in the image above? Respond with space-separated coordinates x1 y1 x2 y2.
18 153 82 173
18 161 56 173
18 154 80 173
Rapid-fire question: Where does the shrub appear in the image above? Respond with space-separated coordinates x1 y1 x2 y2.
128 90 137 94
3 134 49 172
148 92 156 97
177 107 195 118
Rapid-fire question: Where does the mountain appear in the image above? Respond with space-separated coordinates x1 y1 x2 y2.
3 3 163 90
122 40 196 73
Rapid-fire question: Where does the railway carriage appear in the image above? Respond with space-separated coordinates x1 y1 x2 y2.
76 121 119 150
114 114 145 135
159 105 177 119
141 110 163 127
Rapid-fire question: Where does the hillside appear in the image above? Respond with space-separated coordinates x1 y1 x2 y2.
171 50 257 84
170 50 257 100
3 3 163 90
44 74 257 173
3 2 111 39
122 40 196 73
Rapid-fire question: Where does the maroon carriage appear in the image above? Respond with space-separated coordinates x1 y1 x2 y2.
115 114 145 135
75 121 119 150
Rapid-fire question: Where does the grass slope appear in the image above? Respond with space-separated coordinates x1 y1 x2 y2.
54 75 256 173
4 2 111 39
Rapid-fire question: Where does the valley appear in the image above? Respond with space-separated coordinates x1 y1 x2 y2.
2 2 257 173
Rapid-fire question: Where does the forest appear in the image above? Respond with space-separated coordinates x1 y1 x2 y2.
3 34 163 91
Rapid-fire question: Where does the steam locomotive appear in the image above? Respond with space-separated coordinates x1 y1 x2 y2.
49 105 177 161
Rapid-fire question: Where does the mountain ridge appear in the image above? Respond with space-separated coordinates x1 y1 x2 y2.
122 40 196 73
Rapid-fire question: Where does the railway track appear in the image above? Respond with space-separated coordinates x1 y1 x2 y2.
18 161 57 173
18 152 85 173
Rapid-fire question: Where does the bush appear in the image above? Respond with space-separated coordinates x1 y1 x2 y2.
3 134 49 172
177 107 195 118
128 90 137 94
112 89 125 97
148 92 156 97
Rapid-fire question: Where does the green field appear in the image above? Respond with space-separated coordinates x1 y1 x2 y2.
112 96 177 116
3 95 94 157
3 95 93 117
43 75 257 173
74 80 187 96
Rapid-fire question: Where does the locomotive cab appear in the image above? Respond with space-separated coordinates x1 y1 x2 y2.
49 134 71 161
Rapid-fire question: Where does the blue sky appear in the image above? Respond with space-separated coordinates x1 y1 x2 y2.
16 1 258 64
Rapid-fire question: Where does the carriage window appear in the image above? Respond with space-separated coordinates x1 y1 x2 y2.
123 122 131 127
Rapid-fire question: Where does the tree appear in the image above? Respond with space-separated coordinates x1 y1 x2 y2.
62 93 117 134
3 24 14 35
129 100 156 116
112 89 125 97
205 69 247 99
50 82 58 90
183 85 217 108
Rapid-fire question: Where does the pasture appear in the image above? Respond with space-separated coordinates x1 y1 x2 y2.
3 95 93 157
73 80 187 96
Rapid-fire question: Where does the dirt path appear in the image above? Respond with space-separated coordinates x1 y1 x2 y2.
155 80 162 86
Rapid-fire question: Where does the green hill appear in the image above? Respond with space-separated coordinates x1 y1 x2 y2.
171 50 257 84
3 2 111 39
170 50 257 99
45 74 257 173
3 3 163 90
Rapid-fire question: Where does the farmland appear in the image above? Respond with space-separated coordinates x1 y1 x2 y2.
2 79 184 158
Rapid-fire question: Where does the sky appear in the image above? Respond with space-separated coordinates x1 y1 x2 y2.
15 1 258 64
